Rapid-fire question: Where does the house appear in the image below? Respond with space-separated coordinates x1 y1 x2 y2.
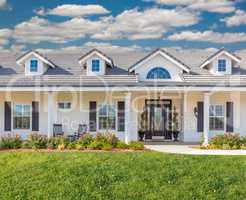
0 48 245 145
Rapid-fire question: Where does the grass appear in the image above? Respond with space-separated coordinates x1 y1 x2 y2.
0 152 246 200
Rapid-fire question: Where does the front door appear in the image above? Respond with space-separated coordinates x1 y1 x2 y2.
145 99 172 140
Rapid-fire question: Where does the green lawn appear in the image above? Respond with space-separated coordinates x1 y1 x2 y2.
0 152 246 200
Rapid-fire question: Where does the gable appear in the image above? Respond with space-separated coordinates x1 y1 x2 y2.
78 49 114 67
129 49 190 73
134 53 184 81
200 49 241 69
16 51 56 68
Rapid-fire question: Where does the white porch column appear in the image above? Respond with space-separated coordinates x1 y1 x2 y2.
203 92 210 146
124 93 131 144
181 92 188 142
47 92 57 138
124 92 138 143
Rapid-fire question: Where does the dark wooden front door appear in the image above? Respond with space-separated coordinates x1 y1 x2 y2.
145 99 172 140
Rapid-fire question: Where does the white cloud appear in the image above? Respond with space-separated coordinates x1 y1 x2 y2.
10 44 26 52
83 42 148 53
36 4 109 17
92 8 199 40
13 7 199 44
0 28 12 45
168 31 246 43
37 42 148 53
222 10 246 27
13 16 106 44
147 0 236 13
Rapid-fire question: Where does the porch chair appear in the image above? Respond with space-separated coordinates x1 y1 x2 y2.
53 124 64 137
75 124 88 139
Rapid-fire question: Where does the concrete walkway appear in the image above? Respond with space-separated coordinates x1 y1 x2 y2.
145 145 246 155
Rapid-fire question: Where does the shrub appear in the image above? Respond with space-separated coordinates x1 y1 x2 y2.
0 135 22 149
88 140 105 150
26 134 48 149
58 144 66 151
67 142 76 150
75 144 85 150
77 133 94 148
102 144 113 151
104 132 119 147
95 133 107 143
240 136 246 145
47 136 70 149
128 141 144 150
116 141 129 149
210 133 241 149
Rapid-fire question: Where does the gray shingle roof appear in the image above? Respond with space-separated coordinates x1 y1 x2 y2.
0 48 245 88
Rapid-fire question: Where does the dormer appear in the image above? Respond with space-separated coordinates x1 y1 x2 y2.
200 49 241 75
78 49 114 76
129 49 190 81
16 50 56 76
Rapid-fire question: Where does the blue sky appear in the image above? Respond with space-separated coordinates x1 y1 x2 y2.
0 0 245 53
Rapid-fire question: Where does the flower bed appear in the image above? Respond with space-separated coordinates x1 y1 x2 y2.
201 133 246 150
0 133 145 151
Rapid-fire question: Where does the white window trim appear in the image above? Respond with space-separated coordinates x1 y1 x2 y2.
217 59 226 73
91 59 100 72
12 103 32 131
209 104 226 131
97 103 117 132
58 101 72 111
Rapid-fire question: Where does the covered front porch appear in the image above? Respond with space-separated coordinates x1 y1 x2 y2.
0 90 245 144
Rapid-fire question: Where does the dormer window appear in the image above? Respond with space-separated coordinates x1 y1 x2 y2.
218 59 226 72
92 59 100 72
16 50 56 76
30 60 38 72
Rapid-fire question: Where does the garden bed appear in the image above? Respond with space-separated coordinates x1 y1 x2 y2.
0 133 145 151
0 148 146 153
200 133 246 150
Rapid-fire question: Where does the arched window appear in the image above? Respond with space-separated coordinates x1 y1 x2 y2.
147 67 171 79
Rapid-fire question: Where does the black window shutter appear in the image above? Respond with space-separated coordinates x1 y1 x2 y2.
226 102 234 132
32 101 39 131
89 101 97 132
197 101 204 132
118 101 125 131
4 102 11 131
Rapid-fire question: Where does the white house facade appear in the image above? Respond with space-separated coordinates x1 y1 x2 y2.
0 48 246 145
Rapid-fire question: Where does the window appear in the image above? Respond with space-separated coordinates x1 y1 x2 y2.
147 67 171 79
13 104 31 129
92 59 100 72
209 105 225 130
99 105 116 130
58 102 71 109
30 60 38 72
218 59 226 72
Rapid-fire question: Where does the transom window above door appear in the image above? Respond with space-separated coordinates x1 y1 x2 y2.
147 67 171 79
